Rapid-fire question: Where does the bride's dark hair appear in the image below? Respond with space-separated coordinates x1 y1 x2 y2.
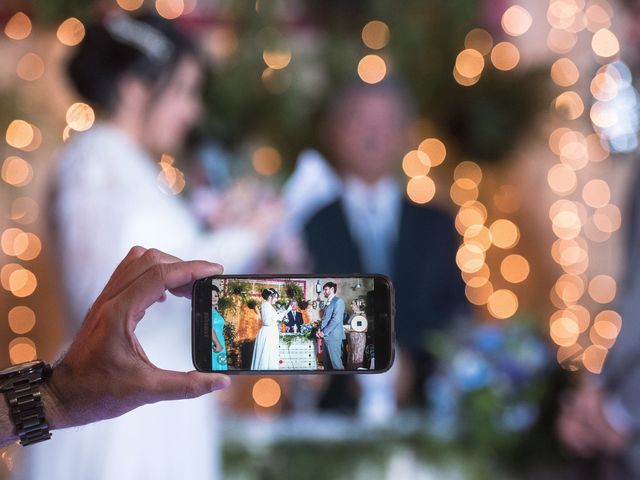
261 288 278 300
67 13 198 113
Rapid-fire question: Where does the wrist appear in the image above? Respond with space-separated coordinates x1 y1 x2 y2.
40 364 70 431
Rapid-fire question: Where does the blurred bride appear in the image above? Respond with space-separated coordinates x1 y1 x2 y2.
14 12 277 480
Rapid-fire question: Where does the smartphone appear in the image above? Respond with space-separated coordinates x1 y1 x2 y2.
192 274 394 374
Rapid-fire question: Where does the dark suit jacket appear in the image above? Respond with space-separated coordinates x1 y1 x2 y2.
286 311 304 330
304 197 466 354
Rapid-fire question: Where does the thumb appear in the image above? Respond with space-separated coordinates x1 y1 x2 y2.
149 370 231 401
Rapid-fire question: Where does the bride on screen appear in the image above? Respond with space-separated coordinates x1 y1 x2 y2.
251 288 291 370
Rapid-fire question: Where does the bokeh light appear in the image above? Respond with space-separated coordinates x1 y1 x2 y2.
252 378 281 407
500 254 530 283
491 42 520 71
464 28 493 55
263 48 292 70
8 306 36 335
456 243 485 274
501 5 533 37
551 58 580 87
463 224 492 252
357 54 387 84
402 150 430 177
591 28 619 58
586 4 612 32
1 156 33 187
487 289 519 319
17 53 45 82
588 274 616 304
156 0 185 19
450 179 479 206
455 49 485 78
262 68 291 94
9 197 39 225
489 219 519 249
252 146 282 176
547 29 578 54
407 175 436 204
465 280 494 306
56 17 85 46
593 204 621 233
582 345 608 374
4 12 32 41
547 163 577 195
462 263 490 288
550 313 580 347
6 120 34 149
117 0 145 11
582 179 610 208
361 20 390 50
66 103 95 132
554 91 584 120
417 138 446 166
9 337 37 365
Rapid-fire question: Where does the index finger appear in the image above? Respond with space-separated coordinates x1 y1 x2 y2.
115 260 224 327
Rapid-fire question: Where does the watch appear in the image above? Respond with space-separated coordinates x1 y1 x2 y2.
0 360 52 446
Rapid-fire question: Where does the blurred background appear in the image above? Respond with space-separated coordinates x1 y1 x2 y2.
1 0 639 478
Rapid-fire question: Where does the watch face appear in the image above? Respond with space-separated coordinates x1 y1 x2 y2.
0 360 43 377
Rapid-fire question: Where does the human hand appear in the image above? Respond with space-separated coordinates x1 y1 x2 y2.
212 340 222 353
557 384 628 457
42 247 231 430
317 330 324 339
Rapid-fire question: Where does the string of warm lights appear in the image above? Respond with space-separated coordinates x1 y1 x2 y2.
546 0 624 373
2 11 44 365
400 8 532 322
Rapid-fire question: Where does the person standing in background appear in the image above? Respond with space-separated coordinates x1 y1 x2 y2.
304 81 467 413
15 13 277 480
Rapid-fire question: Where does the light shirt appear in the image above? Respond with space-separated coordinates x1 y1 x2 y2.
341 175 402 276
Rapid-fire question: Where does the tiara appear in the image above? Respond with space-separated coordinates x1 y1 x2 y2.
105 15 174 63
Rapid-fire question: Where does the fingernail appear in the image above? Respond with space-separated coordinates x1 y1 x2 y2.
212 376 231 391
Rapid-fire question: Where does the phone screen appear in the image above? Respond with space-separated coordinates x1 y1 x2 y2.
192 275 394 373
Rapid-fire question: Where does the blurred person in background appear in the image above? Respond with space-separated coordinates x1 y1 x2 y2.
13 12 278 480
303 81 467 415
557 169 640 478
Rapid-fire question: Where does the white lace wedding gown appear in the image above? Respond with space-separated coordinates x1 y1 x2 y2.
251 302 286 370
12 124 263 480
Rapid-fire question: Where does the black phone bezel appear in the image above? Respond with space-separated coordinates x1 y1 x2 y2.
191 274 395 374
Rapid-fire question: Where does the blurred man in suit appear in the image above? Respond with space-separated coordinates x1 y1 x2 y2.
303 81 467 410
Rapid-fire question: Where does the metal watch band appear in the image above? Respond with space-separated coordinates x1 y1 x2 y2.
3 364 52 446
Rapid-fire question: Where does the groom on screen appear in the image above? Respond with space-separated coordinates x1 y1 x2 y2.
317 281 346 370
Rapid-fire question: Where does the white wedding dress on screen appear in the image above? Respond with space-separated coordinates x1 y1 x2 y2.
251 302 286 370
12 124 263 480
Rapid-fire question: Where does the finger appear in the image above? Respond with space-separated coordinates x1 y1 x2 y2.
95 246 148 303
148 370 231 401
115 260 223 327
105 248 184 301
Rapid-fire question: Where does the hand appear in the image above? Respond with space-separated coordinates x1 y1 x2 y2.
42 247 231 430
212 340 222 353
317 330 324 339
557 384 628 457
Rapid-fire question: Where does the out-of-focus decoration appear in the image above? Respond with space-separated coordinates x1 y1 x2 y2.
544 0 627 373
157 154 186 195
425 319 557 468
201 0 548 170
56 17 85 46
